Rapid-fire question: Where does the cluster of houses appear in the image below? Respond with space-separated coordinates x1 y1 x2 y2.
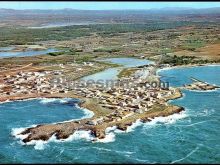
0 70 68 96
73 69 176 125
0 65 177 126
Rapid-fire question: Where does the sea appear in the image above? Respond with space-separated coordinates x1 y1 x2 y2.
0 63 219 163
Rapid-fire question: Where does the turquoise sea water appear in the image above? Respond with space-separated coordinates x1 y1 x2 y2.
0 65 220 163
158 65 220 87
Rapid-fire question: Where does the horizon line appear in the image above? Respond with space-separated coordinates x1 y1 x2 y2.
1 6 220 11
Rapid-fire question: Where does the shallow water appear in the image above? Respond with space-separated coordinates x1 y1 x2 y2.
28 22 100 29
0 47 15 51
82 57 153 81
0 65 219 163
0 48 58 58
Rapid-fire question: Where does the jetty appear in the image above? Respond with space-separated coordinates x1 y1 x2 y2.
183 77 219 91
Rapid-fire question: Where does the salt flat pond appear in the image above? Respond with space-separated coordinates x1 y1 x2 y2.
28 21 101 29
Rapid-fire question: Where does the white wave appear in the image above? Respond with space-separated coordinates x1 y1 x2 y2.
50 106 94 125
94 126 116 143
176 120 215 127
205 64 220 67
11 127 30 140
11 125 43 150
26 140 47 150
0 98 40 104
0 99 11 104
11 110 187 149
171 146 199 164
126 119 143 132
0 97 75 105
12 129 96 150
133 158 151 163
39 98 71 104
92 147 112 152
92 146 134 155
96 132 115 143
145 111 187 126
62 130 95 142
198 108 215 117
39 98 94 122
157 67 173 74
105 126 117 132
11 124 38 139
74 104 94 119
95 111 187 143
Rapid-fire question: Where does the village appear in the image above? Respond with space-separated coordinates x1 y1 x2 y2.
0 60 180 128
68 67 178 126
0 70 67 97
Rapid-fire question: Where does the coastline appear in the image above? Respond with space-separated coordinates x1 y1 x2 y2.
8 89 185 144
0 58 189 145
6 59 220 144
157 62 220 73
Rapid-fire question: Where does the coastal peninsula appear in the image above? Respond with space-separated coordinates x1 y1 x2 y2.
2 60 185 143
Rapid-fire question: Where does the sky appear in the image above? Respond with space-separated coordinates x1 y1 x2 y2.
0 1 220 10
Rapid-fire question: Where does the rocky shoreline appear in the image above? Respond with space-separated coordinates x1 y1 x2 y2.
4 66 187 144
4 89 184 143
0 56 191 144
17 102 184 143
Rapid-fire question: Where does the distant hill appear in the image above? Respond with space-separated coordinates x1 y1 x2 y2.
0 7 219 27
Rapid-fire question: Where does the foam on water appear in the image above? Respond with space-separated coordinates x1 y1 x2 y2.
96 132 116 143
63 130 95 142
126 119 143 132
39 98 94 123
39 98 94 121
27 140 47 150
11 110 187 150
74 104 94 119
39 98 73 104
11 127 30 140
94 111 187 143
146 111 187 126
0 98 37 104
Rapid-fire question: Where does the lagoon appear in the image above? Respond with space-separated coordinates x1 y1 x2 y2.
0 48 58 58
82 57 154 81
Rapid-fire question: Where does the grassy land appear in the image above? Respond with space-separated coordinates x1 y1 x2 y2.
118 68 139 78
0 21 215 47
93 47 121 53
182 36 206 51
161 54 214 66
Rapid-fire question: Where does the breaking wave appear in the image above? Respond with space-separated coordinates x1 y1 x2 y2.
39 98 75 104
11 110 187 150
